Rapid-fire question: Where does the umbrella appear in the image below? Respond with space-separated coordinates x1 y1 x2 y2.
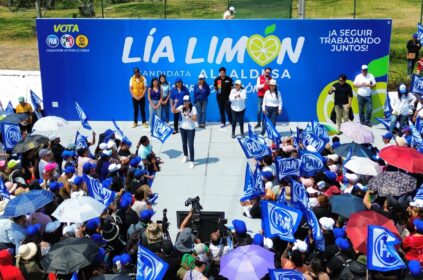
345 210 399 253
3 190 54 217
0 113 29 124
33 116 68 131
334 142 373 158
329 194 366 218
91 275 131 280
52 196 105 224
340 122 374 144
379 146 423 174
368 171 417 197
321 123 340 136
41 237 99 274
220 245 274 280
13 134 49 154
344 156 383 176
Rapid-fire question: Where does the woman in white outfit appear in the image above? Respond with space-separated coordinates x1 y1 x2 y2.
261 79 282 135
389 83 416 133
172 95 197 169
229 80 247 138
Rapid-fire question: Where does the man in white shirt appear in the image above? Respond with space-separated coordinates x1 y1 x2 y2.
353 65 376 127
223 6 235 19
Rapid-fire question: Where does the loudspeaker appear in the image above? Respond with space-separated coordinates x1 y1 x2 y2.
176 211 225 243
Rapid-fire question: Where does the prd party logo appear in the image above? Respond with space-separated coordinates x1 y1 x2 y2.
76 34 89 48
60 34 75 48
46 34 59 48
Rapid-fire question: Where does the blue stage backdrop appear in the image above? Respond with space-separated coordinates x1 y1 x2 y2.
36 19 392 122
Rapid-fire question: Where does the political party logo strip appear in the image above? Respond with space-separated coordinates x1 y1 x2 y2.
367 225 405 272
151 115 173 144
1 123 22 151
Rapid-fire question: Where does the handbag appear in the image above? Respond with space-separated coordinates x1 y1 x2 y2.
330 106 354 124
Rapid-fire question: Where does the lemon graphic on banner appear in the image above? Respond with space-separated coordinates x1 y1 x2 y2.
247 24 281 66
316 55 389 123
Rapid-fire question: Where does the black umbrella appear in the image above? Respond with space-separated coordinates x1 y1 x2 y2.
334 142 373 158
13 134 49 153
0 113 28 124
41 237 99 274
91 275 131 280
368 171 417 197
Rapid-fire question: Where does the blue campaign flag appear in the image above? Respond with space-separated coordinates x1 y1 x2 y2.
314 122 330 144
411 74 423 95
419 23 423 47
0 177 10 200
384 92 392 118
74 131 88 149
305 208 324 244
416 116 423 135
261 200 303 242
112 119 132 147
299 149 325 176
4 101 14 115
291 179 309 209
269 269 305 280
277 187 287 205
151 115 173 144
248 124 266 145
409 120 423 150
1 123 22 151
30 90 43 119
137 244 169 280
367 225 405 272
302 131 326 153
74 99 92 130
290 128 298 148
275 157 301 181
241 163 264 201
83 174 115 206
375 117 393 131
264 115 281 145
414 183 423 201
238 137 271 159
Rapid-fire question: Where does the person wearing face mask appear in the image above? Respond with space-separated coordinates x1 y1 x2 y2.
389 84 416 133
172 95 198 169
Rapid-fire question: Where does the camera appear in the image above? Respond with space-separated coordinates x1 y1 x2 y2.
185 196 203 237
157 208 171 241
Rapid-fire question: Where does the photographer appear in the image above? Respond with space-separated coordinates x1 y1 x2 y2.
209 230 231 279
232 219 253 248
174 210 196 256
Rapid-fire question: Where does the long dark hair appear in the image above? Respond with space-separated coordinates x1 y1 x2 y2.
150 77 159 89
159 74 168 86
182 100 193 113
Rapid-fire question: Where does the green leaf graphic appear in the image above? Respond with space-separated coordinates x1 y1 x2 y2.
264 24 276 35
368 55 389 78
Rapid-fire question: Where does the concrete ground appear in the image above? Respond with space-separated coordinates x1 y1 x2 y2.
37 121 387 240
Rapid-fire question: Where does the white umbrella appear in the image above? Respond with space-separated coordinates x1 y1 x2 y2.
33 116 68 131
52 196 105 224
344 156 383 176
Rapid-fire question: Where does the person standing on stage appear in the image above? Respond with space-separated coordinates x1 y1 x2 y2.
328 74 353 131
148 77 162 127
194 74 210 128
229 80 247 139
261 80 282 136
353 65 376 127
214 67 233 128
172 95 197 169
255 67 272 129
170 78 190 135
159 74 171 123
129 68 148 128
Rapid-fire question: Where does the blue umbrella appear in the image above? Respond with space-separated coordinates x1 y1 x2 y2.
334 142 373 158
329 194 365 218
3 190 54 217
0 113 29 125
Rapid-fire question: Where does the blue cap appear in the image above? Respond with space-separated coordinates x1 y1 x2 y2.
260 171 273 181
119 198 131 209
409 260 422 277
382 132 393 140
86 217 101 231
134 168 147 178
91 233 106 245
122 137 132 147
112 255 121 264
49 182 64 192
332 142 341 149
103 129 115 140
73 176 83 186
253 233 264 247
83 162 95 172
26 224 41 236
120 253 131 266
335 237 350 250
140 209 155 220
414 33 418 38
175 78 183 84
324 170 337 182
414 219 423 232
333 227 346 239
129 157 142 168
61 150 75 159
94 247 106 264
232 219 247 235
102 178 112 189
64 166 76 174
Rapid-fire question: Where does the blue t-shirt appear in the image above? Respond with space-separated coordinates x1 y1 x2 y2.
170 86 190 105
150 88 161 101
194 83 210 102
